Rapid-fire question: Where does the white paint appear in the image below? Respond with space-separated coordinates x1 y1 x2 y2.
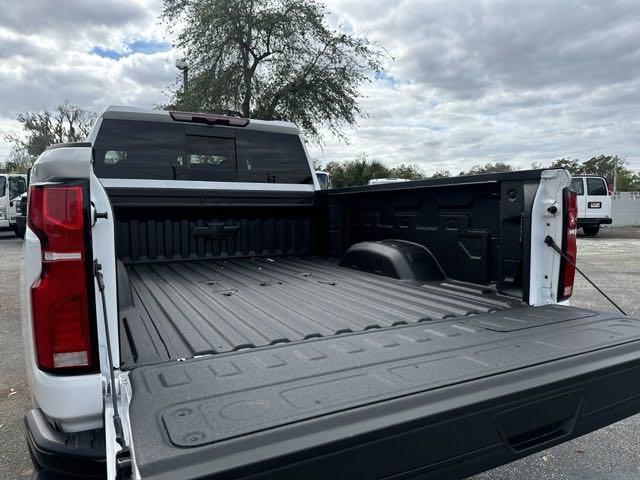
105 372 139 480
91 172 120 371
21 147 105 432
528 169 571 306
99 178 316 192
22 225 104 431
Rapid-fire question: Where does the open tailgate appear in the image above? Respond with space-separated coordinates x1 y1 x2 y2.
120 305 640 480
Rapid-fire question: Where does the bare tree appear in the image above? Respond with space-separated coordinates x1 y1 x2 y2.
4 102 96 173
6 101 96 157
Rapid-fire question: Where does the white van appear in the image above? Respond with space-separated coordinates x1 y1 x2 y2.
569 175 612 236
0 173 27 236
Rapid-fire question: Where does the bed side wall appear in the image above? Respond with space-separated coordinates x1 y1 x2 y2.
325 173 541 299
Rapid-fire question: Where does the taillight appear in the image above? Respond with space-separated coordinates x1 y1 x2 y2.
558 188 578 301
28 184 96 372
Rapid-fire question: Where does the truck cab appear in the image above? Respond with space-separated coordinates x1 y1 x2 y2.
569 175 612 236
0 173 27 236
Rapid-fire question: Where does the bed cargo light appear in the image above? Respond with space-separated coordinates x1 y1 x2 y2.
170 110 250 127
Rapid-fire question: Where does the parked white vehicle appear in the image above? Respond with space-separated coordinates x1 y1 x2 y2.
569 175 612 236
22 107 640 480
367 177 410 185
0 173 27 236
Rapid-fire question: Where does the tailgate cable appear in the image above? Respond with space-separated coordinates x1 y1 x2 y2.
94 260 130 450
544 236 627 315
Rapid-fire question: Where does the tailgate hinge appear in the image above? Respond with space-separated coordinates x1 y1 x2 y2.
116 448 132 480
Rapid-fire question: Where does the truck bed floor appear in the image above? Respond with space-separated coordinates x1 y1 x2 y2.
120 257 522 367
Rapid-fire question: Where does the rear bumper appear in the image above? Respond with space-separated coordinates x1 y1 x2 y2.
578 217 613 228
24 409 105 479
578 217 612 226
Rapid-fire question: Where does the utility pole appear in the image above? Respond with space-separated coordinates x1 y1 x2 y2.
613 157 618 194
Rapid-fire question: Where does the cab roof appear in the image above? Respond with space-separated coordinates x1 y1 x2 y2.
98 106 299 135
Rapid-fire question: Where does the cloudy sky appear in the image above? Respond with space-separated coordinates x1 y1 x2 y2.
1 0 639 174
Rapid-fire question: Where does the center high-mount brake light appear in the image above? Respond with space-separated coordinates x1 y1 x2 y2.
28 184 96 372
557 187 578 301
170 111 250 127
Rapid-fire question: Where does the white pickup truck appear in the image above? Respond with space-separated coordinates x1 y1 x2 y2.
23 106 640 480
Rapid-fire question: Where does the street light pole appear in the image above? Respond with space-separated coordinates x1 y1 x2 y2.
182 67 189 93
175 59 189 95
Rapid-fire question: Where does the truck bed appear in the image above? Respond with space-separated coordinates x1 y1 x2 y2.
119 257 523 367
120 256 640 480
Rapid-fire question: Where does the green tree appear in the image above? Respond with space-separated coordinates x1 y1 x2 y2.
323 154 391 187
388 164 424 180
430 170 451 179
579 155 639 191
5 102 96 173
0 148 33 174
550 158 581 174
162 0 384 139
460 162 513 176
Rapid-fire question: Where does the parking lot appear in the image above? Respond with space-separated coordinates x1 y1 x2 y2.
1 227 639 479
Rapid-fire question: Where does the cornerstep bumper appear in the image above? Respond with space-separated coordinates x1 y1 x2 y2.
25 409 105 479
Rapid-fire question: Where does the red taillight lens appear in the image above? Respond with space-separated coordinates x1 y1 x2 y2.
28 184 95 372
558 188 578 301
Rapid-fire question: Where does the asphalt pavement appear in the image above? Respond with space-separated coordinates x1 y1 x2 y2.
0 227 639 480
0 230 32 479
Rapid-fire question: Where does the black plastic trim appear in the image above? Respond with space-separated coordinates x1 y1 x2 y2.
330 169 546 195
24 409 105 478
578 218 613 226
106 187 315 208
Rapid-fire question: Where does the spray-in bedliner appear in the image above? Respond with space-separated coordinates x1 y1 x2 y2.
119 256 524 367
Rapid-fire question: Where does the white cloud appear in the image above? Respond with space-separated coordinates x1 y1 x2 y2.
1 0 639 173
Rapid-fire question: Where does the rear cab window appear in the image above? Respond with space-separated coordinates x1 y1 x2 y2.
93 119 313 184
0 176 6 197
586 178 607 195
